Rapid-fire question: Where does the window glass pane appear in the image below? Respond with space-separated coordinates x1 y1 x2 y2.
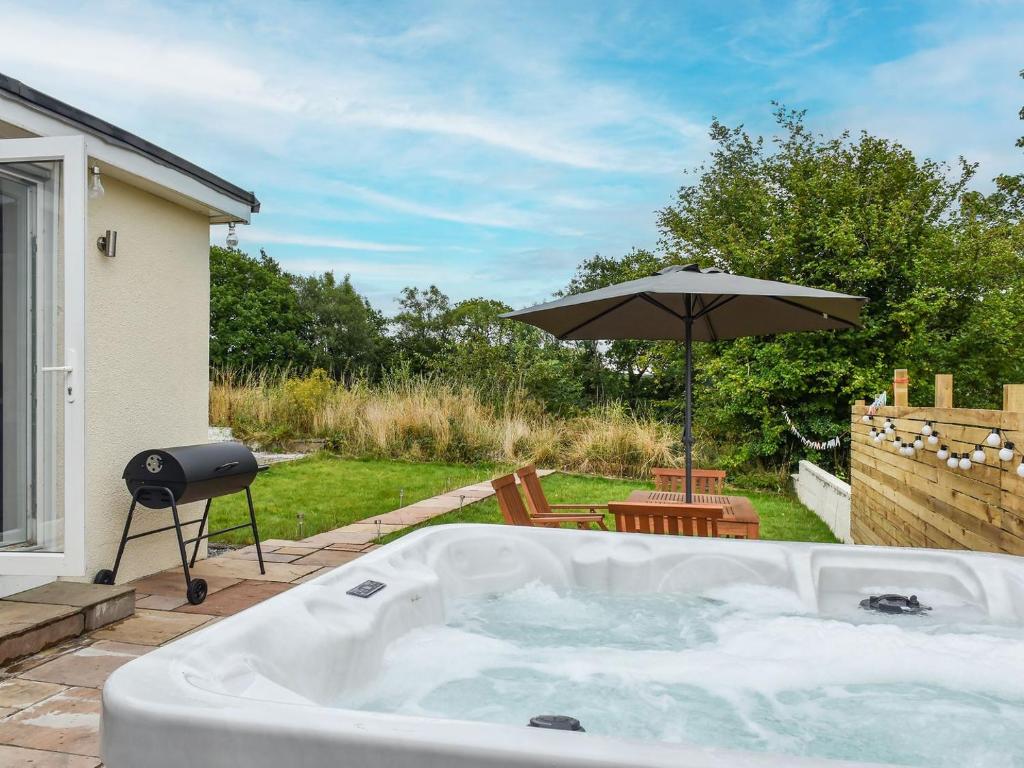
0 160 63 553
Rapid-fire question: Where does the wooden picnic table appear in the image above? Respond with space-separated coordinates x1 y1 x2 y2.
625 490 760 539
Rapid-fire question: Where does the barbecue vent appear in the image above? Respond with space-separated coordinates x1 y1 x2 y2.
123 442 258 509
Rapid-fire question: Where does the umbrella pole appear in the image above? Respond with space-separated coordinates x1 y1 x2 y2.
684 309 694 503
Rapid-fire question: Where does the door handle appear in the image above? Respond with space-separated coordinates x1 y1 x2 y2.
39 348 77 403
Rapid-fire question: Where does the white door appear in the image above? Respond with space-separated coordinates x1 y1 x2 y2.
0 136 85 575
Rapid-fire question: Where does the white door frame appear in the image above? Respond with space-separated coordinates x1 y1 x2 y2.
0 135 86 576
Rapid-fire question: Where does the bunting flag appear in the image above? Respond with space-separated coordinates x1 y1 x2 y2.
781 406 847 451
865 391 887 416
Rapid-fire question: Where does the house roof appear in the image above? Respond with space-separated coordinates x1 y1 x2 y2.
0 73 259 213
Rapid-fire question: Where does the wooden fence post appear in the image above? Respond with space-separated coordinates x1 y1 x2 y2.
893 369 909 407
1005 384 1024 413
935 374 953 409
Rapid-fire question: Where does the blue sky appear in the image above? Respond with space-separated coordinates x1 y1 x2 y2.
2 1 1022 311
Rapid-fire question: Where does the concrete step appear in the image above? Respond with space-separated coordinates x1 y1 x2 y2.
0 582 135 666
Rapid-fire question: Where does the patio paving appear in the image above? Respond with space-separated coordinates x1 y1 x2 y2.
0 470 549 766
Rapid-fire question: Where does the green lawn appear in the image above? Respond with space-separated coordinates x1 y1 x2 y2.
211 455 836 547
209 454 495 545
380 472 837 545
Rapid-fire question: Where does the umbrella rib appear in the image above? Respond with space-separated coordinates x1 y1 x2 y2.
695 295 719 342
769 296 860 329
693 294 736 318
638 293 689 322
554 295 638 339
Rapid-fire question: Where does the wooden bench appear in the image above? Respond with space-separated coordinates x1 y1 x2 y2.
608 501 725 537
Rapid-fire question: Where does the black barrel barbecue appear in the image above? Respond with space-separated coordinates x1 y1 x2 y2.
94 443 267 605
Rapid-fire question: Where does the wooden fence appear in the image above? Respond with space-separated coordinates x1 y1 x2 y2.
850 370 1024 554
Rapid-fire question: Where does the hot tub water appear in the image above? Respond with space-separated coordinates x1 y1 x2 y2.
336 581 1024 767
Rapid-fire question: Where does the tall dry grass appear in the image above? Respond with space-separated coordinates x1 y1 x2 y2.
210 369 691 478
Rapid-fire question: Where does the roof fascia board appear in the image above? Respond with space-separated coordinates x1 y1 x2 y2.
0 92 252 224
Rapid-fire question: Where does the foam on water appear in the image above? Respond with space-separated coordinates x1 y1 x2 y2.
334 582 1024 767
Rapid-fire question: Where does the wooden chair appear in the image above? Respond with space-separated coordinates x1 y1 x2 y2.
608 501 725 537
515 465 609 530
491 474 606 530
651 467 726 495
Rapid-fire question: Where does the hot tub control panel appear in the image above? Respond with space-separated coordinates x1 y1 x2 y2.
347 580 386 598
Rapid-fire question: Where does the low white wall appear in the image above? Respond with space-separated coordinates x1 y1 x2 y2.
792 460 852 544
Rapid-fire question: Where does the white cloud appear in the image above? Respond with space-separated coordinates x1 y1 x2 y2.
237 228 421 253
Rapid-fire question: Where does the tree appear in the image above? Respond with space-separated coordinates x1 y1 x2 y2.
293 272 389 378
210 247 310 370
652 107 1024 471
390 286 453 374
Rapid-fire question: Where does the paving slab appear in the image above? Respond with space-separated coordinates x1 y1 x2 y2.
126 570 240 598
0 744 101 767
324 542 375 552
293 550 364 567
0 679 65 711
89 609 213 646
186 557 320 583
175 580 292 616
291 567 334 584
334 522 406 534
134 594 187 611
0 603 79 635
298 528 379 547
259 539 300 547
222 550 300 563
20 642 149 689
0 687 101 757
273 546 319 556
0 606 84 667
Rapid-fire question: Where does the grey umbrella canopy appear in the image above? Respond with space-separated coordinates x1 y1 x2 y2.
502 264 867 500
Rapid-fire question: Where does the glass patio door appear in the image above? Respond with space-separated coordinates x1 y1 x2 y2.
0 136 85 575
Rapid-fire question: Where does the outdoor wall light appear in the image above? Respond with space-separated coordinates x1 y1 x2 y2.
97 230 117 258
947 453 960 469
985 428 1002 448
999 442 1015 462
971 445 986 464
226 222 239 248
89 165 105 199
936 445 949 461
1017 458 1024 478
958 454 973 471
927 431 939 446
913 437 924 451
920 421 933 436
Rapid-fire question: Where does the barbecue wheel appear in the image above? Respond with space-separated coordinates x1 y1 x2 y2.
186 578 208 605
94 569 115 585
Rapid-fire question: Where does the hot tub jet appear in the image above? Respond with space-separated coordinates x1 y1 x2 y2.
529 715 585 732
859 594 931 615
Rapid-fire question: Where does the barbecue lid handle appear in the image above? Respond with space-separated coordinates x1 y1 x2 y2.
214 461 239 472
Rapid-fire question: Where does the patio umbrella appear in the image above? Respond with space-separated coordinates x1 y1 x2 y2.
501 264 867 501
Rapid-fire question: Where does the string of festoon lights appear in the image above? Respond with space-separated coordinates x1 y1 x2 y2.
781 407 847 451
863 408 1024 477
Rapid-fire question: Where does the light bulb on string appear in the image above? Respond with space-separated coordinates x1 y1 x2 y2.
861 414 871 423
1018 458 1024 478
947 452 959 469
921 421 932 436
999 442 1015 462
927 430 939 446
971 444 986 464
936 445 949 461
869 427 877 439
985 428 1001 448
959 454 973 470
913 437 924 451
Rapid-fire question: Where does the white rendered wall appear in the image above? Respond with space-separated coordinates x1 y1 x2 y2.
793 460 852 544
81 174 210 582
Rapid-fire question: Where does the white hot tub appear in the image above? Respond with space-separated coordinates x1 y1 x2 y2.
102 525 1024 768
